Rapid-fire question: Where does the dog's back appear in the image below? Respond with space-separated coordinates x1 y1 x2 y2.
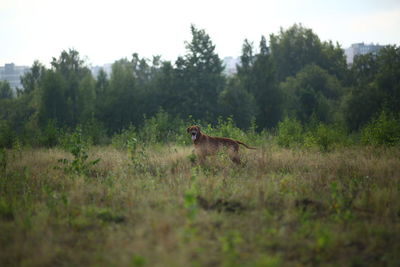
187 125 255 164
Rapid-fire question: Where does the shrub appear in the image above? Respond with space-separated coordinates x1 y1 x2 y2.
111 125 138 150
81 120 108 146
0 120 15 149
207 117 246 141
276 117 304 148
139 109 187 145
57 127 100 176
305 123 346 152
39 120 60 147
361 111 400 146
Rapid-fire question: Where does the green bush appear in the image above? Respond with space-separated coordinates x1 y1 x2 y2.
111 125 138 150
0 120 15 149
81 120 108 146
361 111 400 146
305 123 346 152
39 120 60 147
139 109 187 145
57 127 100 176
276 117 304 148
206 117 246 141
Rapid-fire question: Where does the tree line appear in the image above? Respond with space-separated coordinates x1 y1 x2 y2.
1 24 399 147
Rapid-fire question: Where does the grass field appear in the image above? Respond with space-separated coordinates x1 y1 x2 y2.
1 144 400 266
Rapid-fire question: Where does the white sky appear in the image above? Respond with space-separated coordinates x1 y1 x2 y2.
1 0 399 67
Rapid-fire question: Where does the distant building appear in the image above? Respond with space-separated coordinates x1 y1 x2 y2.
344 43 384 65
91 63 112 78
0 63 30 91
223 57 240 76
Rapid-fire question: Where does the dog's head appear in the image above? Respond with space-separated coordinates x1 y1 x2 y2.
187 125 201 141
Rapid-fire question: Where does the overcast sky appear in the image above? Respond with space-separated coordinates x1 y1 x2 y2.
1 0 399 67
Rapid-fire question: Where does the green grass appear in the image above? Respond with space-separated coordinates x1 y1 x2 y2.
1 144 400 266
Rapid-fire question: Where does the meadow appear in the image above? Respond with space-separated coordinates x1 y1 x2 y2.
1 136 399 266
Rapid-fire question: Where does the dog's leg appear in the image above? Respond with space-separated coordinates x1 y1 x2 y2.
195 149 206 165
228 146 241 165
230 154 241 164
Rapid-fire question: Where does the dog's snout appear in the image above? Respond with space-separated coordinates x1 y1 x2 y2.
190 131 198 141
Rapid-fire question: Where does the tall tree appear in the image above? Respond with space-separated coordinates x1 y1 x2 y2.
270 24 347 82
280 64 343 124
174 25 225 122
252 36 282 128
99 58 139 132
20 60 46 95
0 81 13 99
345 45 400 130
236 36 282 128
38 49 94 128
38 70 68 127
218 76 258 128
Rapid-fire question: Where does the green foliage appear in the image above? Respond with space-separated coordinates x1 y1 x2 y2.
57 127 100 176
0 121 15 149
173 25 225 121
218 77 258 129
39 120 60 147
111 125 137 150
345 46 400 130
236 36 282 129
304 123 346 152
1 25 399 148
139 109 187 145
0 81 13 99
277 117 347 151
0 148 6 175
270 24 347 82
0 196 14 221
208 117 246 141
128 138 149 174
361 111 400 146
276 117 304 148
131 255 146 267
19 60 45 95
280 64 343 124
183 168 200 222
81 120 108 146
219 231 243 266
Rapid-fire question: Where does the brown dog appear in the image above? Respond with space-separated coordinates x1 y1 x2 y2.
187 125 255 164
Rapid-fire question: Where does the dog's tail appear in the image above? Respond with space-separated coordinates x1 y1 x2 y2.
237 141 257 149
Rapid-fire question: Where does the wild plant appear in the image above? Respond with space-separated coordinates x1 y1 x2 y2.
127 137 149 173
361 111 400 146
57 127 100 176
276 117 304 148
0 148 6 175
183 167 201 222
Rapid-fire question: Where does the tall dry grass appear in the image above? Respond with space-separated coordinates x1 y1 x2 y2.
1 145 399 266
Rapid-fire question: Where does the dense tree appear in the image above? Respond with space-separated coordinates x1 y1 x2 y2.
0 81 13 99
280 64 343 124
1 23 399 146
345 46 400 130
38 70 68 127
218 76 258 128
151 61 178 115
236 37 282 128
270 24 347 82
174 25 225 122
19 60 46 95
99 58 139 132
36 49 96 128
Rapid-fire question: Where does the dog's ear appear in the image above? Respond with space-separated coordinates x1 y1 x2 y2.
186 127 190 133
196 125 201 131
